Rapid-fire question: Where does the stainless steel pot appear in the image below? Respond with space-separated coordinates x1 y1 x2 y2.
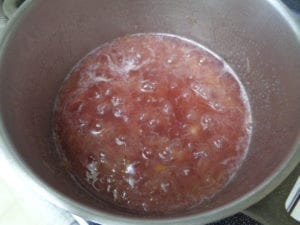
0 0 299 224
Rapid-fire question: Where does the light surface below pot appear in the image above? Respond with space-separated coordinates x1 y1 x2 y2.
0 154 76 225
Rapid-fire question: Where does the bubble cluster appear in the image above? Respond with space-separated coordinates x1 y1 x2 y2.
54 33 252 215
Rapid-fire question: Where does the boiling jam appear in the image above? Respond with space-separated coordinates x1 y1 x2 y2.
53 34 252 214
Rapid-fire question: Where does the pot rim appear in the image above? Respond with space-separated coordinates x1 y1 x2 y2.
0 0 299 224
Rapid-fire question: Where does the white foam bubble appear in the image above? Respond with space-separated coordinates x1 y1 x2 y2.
94 76 112 82
193 151 208 159
90 129 103 136
125 163 136 175
160 182 170 192
103 53 151 76
142 147 152 160
183 169 190 176
201 115 212 130
162 103 172 114
111 96 122 106
115 136 126 146
167 58 173 64
105 88 112 96
208 101 224 112
199 57 206 64
113 108 123 118
85 161 100 191
99 152 106 163
159 146 174 161
190 82 210 100
128 177 136 188
142 203 149 212
78 119 88 128
148 118 160 128
113 189 118 201
212 136 226 150
140 80 157 93
96 104 108 115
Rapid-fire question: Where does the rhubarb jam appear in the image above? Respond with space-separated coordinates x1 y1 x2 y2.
53 34 252 214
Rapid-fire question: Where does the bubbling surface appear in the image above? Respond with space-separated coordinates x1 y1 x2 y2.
53 33 252 214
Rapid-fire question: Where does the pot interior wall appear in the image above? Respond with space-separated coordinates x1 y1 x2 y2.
0 0 299 218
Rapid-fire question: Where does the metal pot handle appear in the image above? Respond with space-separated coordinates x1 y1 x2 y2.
243 164 300 225
0 1 8 31
0 0 20 33
2 0 22 19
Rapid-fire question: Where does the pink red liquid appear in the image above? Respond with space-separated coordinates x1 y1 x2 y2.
53 34 252 214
